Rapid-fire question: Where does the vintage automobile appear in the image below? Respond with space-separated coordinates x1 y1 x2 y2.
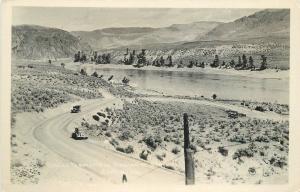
71 128 88 140
71 105 81 113
226 110 246 119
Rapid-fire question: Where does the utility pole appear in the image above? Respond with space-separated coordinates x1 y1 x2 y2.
183 113 195 185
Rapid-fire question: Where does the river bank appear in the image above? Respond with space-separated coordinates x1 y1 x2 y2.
78 63 289 80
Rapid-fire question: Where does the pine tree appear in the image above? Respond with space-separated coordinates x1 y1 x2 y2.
260 55 267 70
106 53 111 64
160 56 164 66
167 55 173 67
238 56 242 67
74 51 81 62
211 55 219 68
229 59 235 68
242 54 247 69
137 49 146 65
188 61 194 68
249 56 255 69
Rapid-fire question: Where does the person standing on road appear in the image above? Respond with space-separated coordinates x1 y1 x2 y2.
122 173 127 183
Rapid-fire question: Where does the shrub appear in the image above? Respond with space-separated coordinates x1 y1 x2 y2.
109 138 119 147
139 150 149 160
36 159 45 168
255 106 266 112
190 144 198 152
12 160 23 168
80 69 87 76
164 135 171 142
91 72 98 77
125 145 134 153
93 115 100 121
143 135 162 150
255 136 270 143
119 131 133 141
116 147 125 153
269 156 287 168
212 94 217 100
105 132 112 137
156 153 166 161
171 147 181 154
218 146 228 156
97 112 106 118
229 135 247 143
248 167 256 175
233 148 254 160
116 145 134 154
162 164 175 170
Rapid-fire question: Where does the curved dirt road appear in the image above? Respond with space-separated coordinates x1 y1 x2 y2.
32 98 184 185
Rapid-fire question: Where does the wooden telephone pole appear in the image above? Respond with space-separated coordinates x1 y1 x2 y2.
183 113 195 185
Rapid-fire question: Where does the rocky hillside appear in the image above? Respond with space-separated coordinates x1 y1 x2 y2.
202 9 290 41
72 21 222 50
12 25 91 59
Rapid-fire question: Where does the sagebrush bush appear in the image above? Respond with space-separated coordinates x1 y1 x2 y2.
139 150 149 160
171 147 181 154
93 115 100 121
233 148 254 160
162 164 175 170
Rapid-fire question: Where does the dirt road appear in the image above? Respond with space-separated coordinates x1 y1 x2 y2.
31 98 184 185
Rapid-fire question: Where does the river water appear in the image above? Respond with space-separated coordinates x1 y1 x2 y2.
90 67 288 104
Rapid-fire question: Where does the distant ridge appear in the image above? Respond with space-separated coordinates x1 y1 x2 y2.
201 9 289 41
71 21 222 50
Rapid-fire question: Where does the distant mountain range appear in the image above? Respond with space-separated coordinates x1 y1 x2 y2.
71 21 222 50
11 9 290 69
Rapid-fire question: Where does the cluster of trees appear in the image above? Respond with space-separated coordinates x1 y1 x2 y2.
187 60 205 68
75 48 269 71
210 54 267 70
152 55 173 67
74 51 87 63
74 51 111 64
91 51 111 64
123 49 147 66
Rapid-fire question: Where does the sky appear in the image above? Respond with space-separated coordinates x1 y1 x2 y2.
12 7 261 31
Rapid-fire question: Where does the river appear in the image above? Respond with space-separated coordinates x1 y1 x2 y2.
87 67 288 104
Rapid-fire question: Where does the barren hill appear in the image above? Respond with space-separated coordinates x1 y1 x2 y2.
202 9 290 41
12 25 91 59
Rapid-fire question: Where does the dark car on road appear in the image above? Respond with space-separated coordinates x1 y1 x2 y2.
71 105 81 113
71 128 88 140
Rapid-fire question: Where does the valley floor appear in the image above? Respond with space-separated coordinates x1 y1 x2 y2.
10 59 289 187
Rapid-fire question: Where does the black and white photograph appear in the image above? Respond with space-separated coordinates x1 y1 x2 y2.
1 0 300 191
